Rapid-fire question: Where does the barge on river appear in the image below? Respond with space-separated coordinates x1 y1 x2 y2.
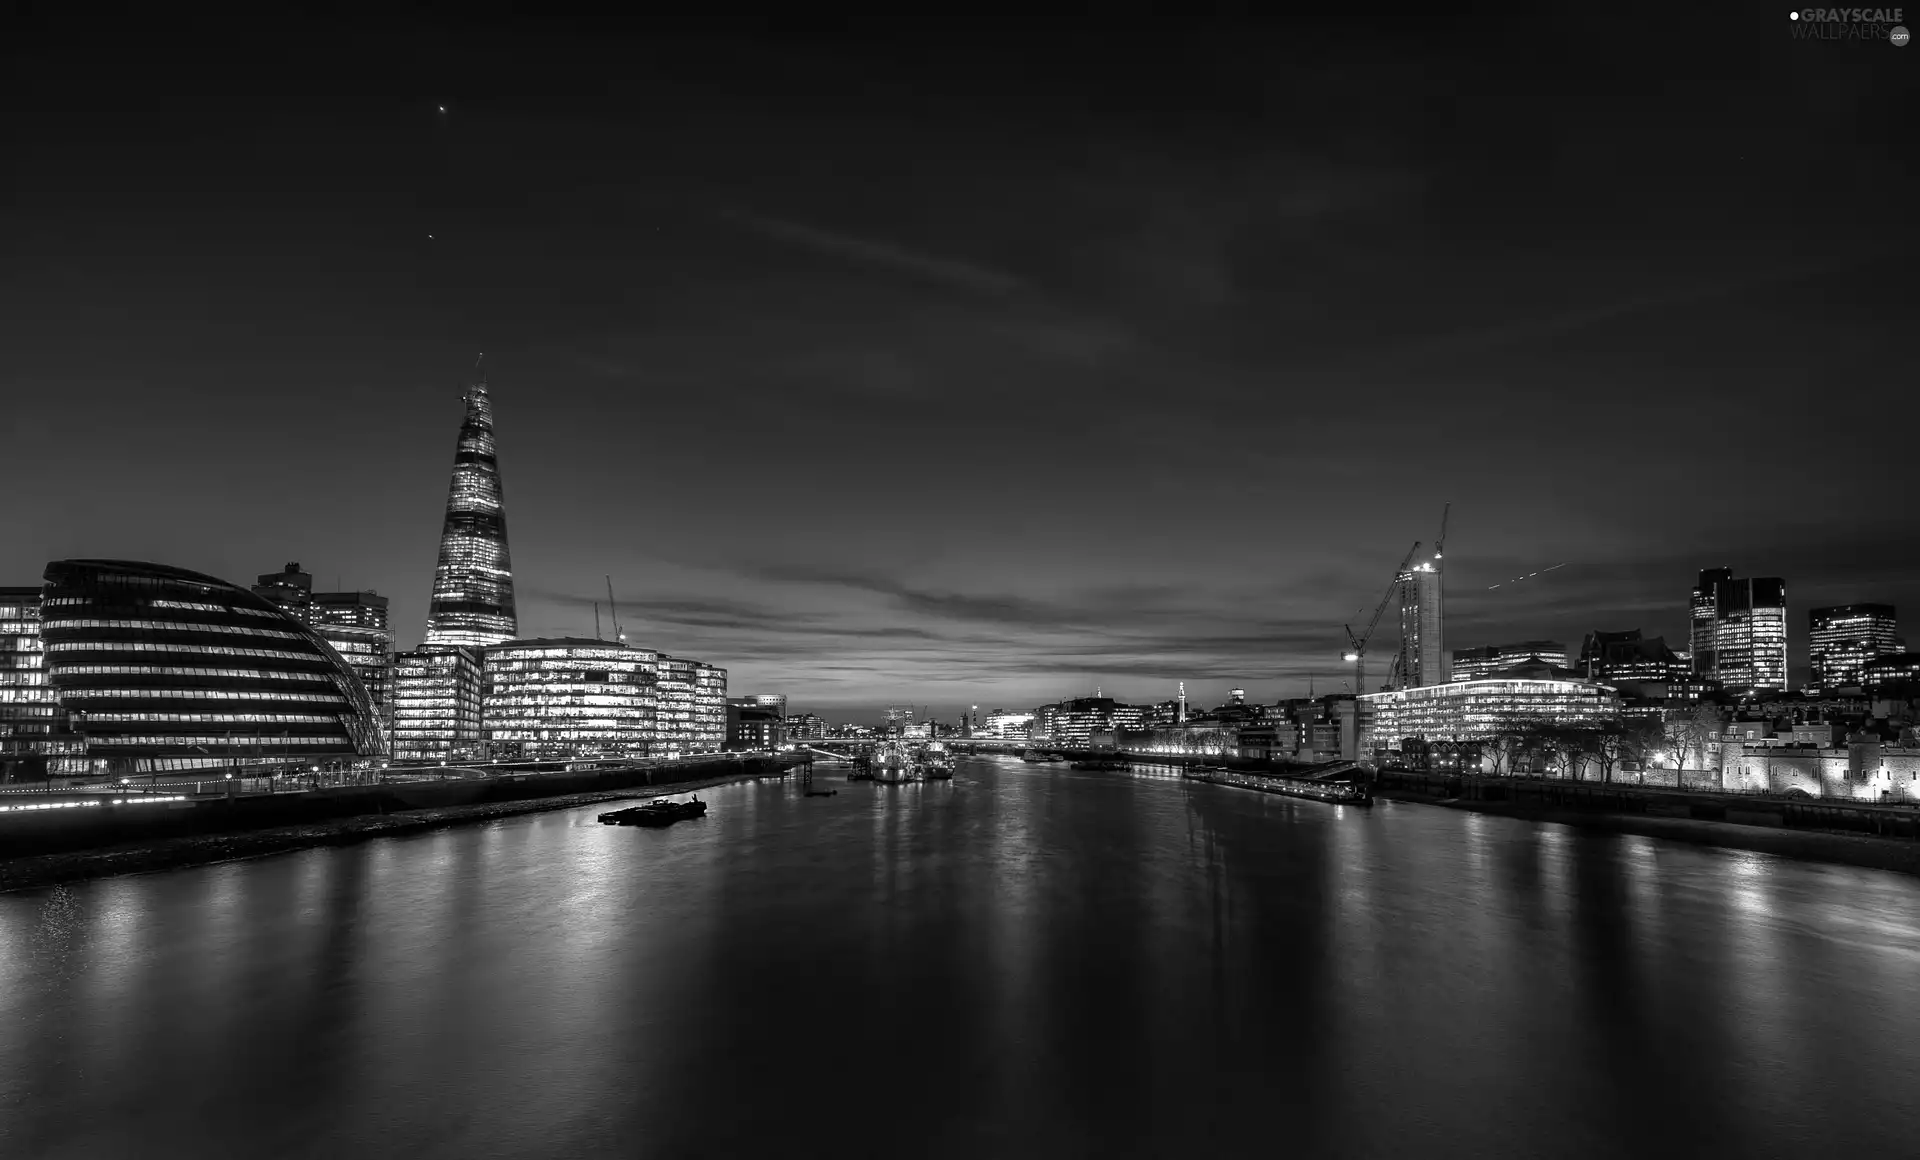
1182 766 1372 806
599 798 708 827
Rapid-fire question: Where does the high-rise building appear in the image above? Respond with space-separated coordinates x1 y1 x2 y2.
40 560 386 775
1396 550 1446 687
1030 696 1144 746
392 647 483 762
1690 567 1732 674
1709 576 1788 694
482 639 657 760
0 586 87 779
1809 604 1899 690
320 624 395 746
1451 641 1569 682
423 362 517 649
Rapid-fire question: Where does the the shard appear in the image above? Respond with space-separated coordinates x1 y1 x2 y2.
423 358 518 648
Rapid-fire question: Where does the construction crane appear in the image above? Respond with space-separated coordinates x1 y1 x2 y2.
1344 541 1421 698
1433 501 1450 563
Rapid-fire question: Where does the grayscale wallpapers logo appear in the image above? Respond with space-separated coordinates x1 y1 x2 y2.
1790 8 1910 41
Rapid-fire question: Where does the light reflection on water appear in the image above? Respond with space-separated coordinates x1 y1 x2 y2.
3 757 1918 1159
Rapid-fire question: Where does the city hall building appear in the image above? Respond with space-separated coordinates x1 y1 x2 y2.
39 559 387 776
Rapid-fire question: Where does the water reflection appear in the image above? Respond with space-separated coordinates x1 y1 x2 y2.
3 759 1919 1159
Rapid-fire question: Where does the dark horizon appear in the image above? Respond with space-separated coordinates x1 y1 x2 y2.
5 9 1915 721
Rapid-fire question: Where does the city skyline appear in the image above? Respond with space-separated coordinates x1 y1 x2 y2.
4 12 1915 718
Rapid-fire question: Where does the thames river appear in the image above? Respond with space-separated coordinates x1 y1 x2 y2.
4 757 1918 1158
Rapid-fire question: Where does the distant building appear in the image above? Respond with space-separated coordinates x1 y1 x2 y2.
1863 653 1920 695
784 713 825 741
1809 604 1899 690
1032 697 1144 746
251 565 395 743
482 639 657 760
727 698 785 750
1576 630 1686 684
312 590 390 632
744 693 786 717
392 647 483 762
1451 641 1568 682
41 560 386 775
984 709 1034 740
0 586 87 779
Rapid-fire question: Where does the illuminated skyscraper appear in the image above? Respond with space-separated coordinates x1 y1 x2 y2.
1809 604 1898 690
423 361 517 649
1690 567 1732 674
1709 576 1788 694
482 639 657 760
1396 549 1446 687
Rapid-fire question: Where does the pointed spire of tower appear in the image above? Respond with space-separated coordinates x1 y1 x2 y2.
423 358 517 648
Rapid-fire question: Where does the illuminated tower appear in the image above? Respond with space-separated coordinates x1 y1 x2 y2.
423 358 517 648
1396 551 1446 687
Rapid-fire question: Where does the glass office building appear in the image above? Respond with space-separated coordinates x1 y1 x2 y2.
39 560 385 775
692 662 728 752
482 639 657 759
391 647 483 762
1709 576 1788 694
423 364 517 649
653 656 695 756
1359 677 1621 753
0 586 88 779
1808 604 1899 690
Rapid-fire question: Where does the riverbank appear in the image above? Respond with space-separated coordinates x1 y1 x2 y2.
0 771 765 895
1376 784 1920 877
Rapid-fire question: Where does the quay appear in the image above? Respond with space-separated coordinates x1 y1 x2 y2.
0 752 806 865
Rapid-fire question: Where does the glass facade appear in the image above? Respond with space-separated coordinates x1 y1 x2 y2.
1808 604 1898 690
692 662 728 753
653 657 695 756
0 587 88 779
391 647 483 762
39 560 385 775
1575 630 1685 684
1360 678 1622 751
482 639 657 760
423 368 517 649
1690 567 1732 675
319 624 395 747
1710 577 1788 694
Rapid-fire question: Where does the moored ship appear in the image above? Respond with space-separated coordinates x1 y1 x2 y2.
919 741 954 779
599 796 708 826
873 741 916 783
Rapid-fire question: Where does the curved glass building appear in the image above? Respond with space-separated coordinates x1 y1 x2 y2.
40 560 387 775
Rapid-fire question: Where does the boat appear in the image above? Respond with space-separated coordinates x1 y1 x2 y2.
1021 749 1048 763
1070 757 1129 771
872 740 916 783
1182 766 1372 806
918 741 955 779
598 797 709 826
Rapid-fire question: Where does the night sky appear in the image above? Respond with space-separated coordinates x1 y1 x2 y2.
4 8 1915 720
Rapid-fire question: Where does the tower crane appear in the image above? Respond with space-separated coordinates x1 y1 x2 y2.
1433 501 1449 563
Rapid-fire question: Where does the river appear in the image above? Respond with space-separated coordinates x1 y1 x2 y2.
3 756 1918 1158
